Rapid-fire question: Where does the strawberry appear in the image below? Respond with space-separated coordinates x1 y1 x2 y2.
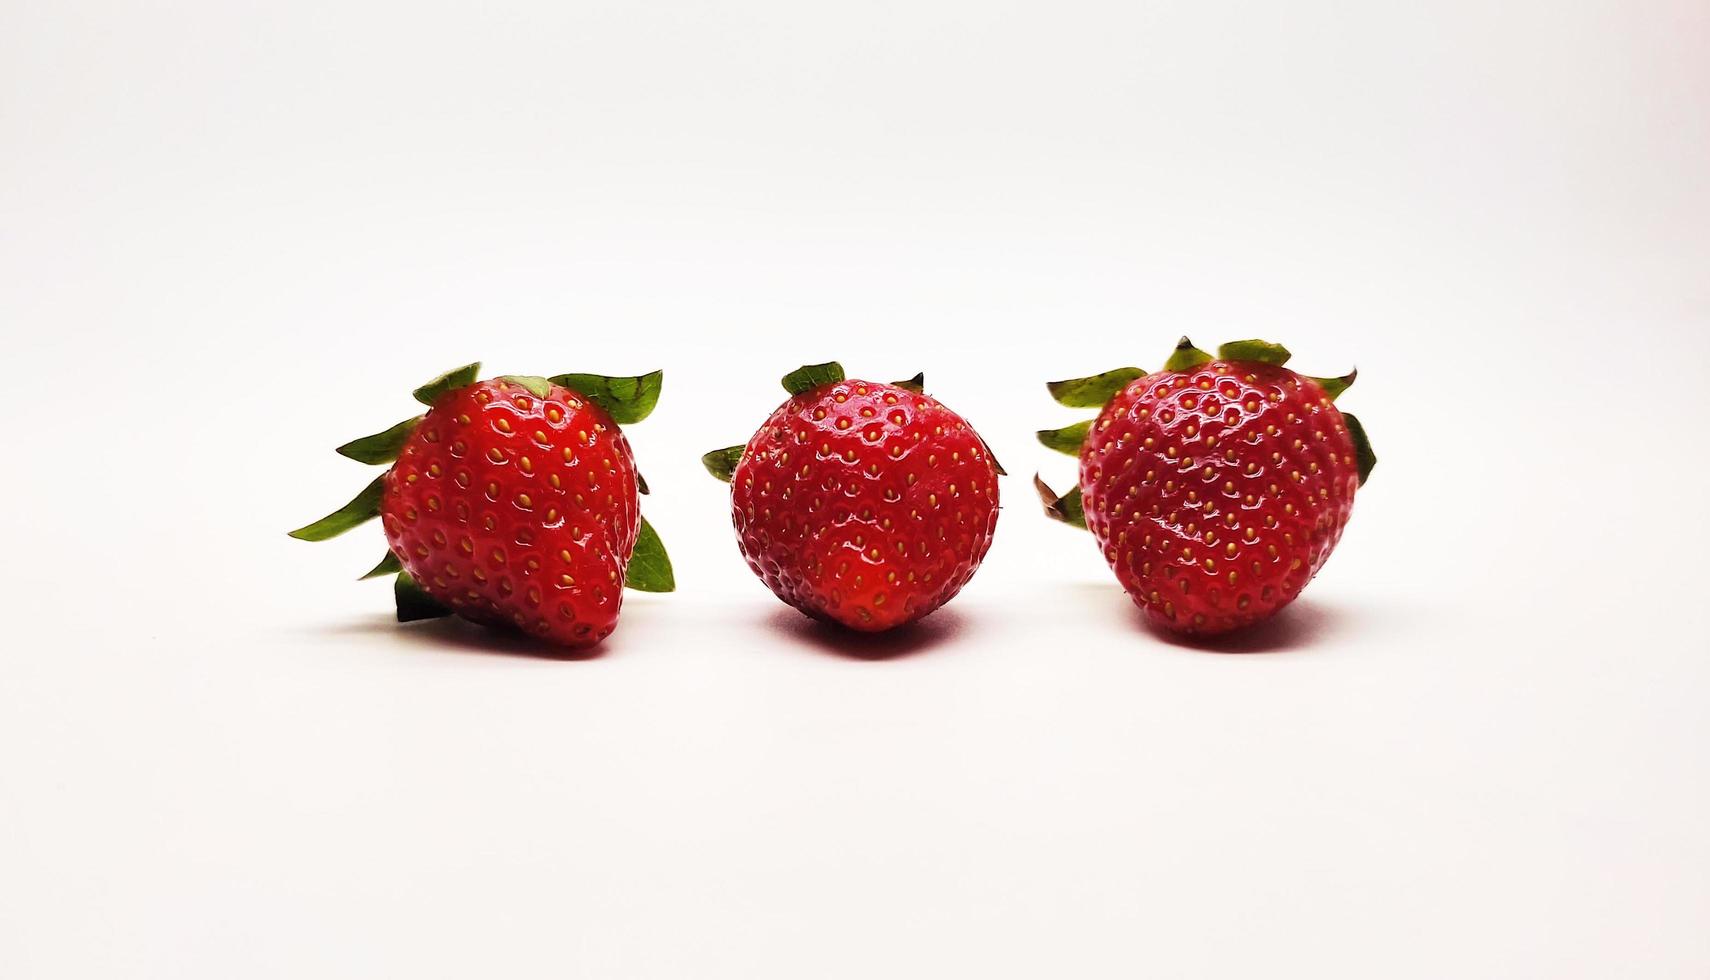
1036 338 1375 636
290 363 674 648
702 363 1002 632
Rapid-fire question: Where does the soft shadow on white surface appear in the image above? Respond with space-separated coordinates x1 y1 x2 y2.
1055 580 1346 655
762 605 968 661
310 613 609 661
1141 600 1338 655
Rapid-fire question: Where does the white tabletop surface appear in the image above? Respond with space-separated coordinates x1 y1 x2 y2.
3 1 1706 976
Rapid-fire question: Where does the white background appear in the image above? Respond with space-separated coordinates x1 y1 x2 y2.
3 1 1707 976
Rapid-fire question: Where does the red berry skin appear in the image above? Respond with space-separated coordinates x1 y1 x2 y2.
378 379 640 648
1080 361 1359 636
729 380 1000 631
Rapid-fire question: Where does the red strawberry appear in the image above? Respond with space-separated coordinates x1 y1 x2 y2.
291 363 674 648
1037 339 1374 636
703 363 1002 632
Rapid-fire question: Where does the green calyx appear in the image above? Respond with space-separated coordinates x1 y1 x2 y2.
1162 336 1212 372
893 373 925 394
395 571 451 622
626 517 675 593
1033 475 1087 530
361 550 403 580
288 475 385 541
1216 339 1292 365
1342 413 1377 485
1047 367 1144 408
702 445 744 483
550 370 664 424
337 416 422 465
1037 420 1092 456
501 375 554 399
1309 368 1357 402
781 362 845 395
414 362 481 406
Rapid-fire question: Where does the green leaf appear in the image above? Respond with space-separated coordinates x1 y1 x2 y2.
626 516 675 592
1046 367 1143 408
1037 420 1093 456
395 571 452 622
701 445 744 482
413 362 481 406
781 362 844 395
1162 337 1212 372
1216 339 1292 366
288 475 385 541
336 416 422 465
893 373 925 393
549 370 664 424
1342 412 1377 486
1034 475 1087 530
501 375 553 399
360 550 402 580
1309 368 1358 401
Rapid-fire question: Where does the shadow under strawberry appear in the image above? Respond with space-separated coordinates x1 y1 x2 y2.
762 606 968 661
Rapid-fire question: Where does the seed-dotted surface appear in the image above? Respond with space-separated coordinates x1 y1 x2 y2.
730 380 1000 631
1080 361 1360 634
380 379 640 647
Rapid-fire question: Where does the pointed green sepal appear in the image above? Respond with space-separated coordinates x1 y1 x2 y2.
501 375 553 399
702 445 744 482
361 550 402 580
636 470 650 495
1047 367 1143 408
625 516 675 592
893 373 925 393
288 475 385 542
1034 475 1087 530
1342 412 1377 486
1162 337 1212 372
1309 368 1358 401
395 571 452 622
1216 339 1292 366
1037 420 1093 456
978 435 1007 476
548 370 663 424
781 362 844 395
336 416 422 465
413 362 481 406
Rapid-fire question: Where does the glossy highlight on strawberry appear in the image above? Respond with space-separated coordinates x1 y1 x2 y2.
1038 339 1374 637
704 363 1001 632
291 364 673 649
